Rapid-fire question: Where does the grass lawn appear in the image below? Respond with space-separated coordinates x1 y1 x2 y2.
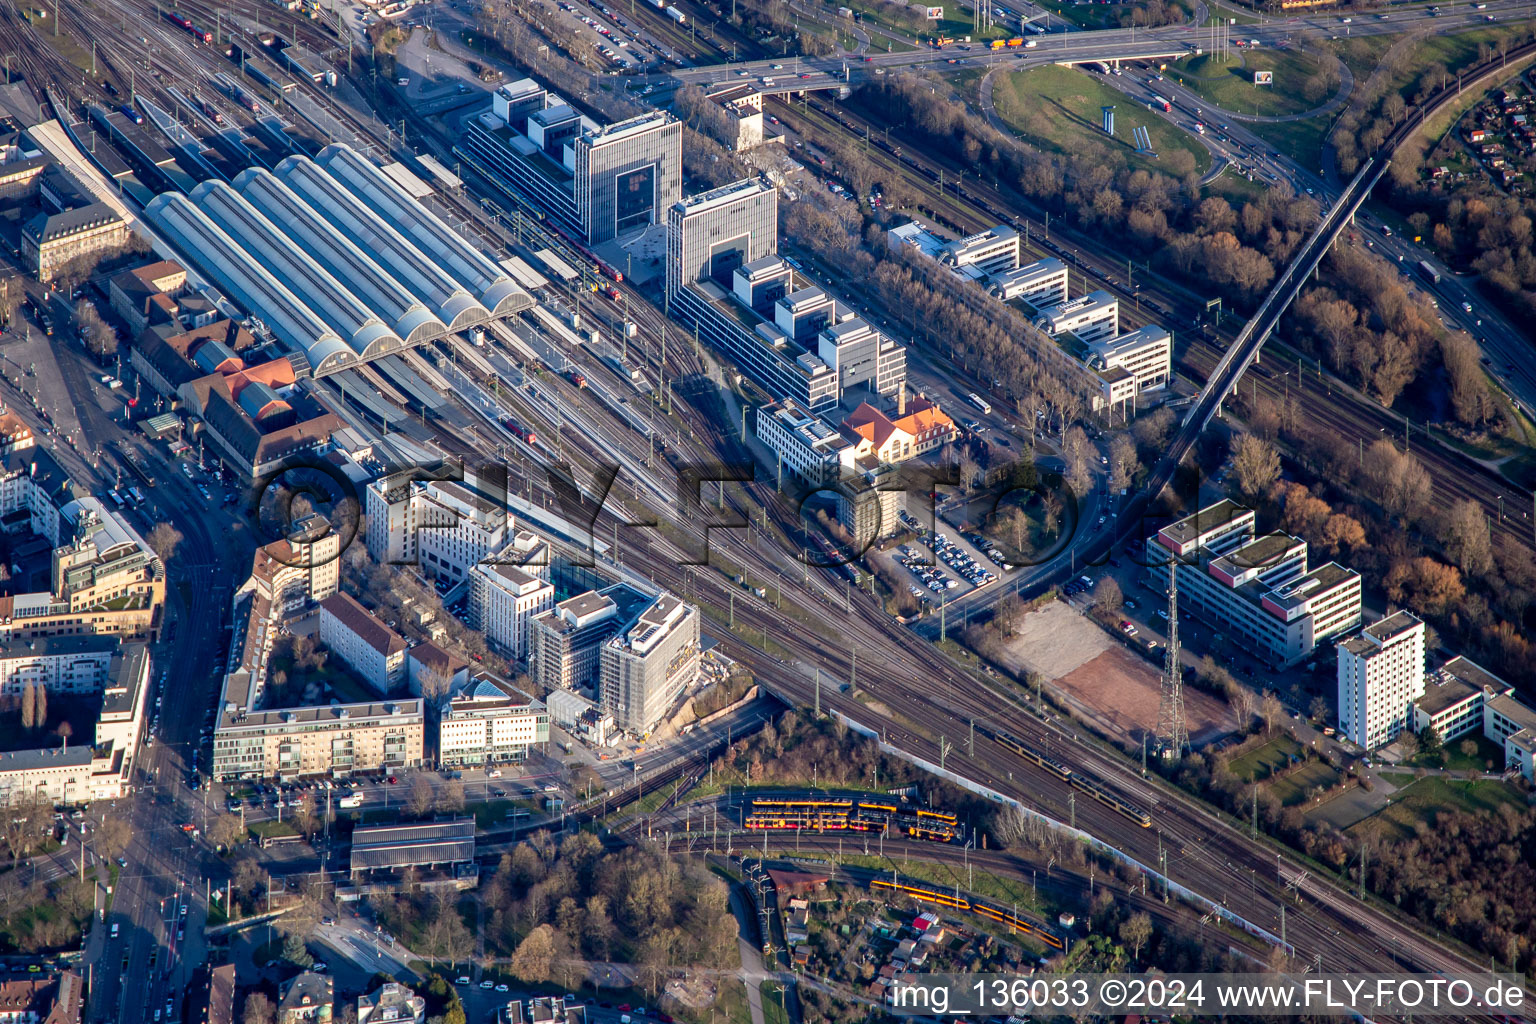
762 983 791 1024
1410 732 1507 774
830 852 1044 915
991 65 1210 179
250 820 299 840
1378 771 1416 787
1169 48 1334 118
1267 760 1340 807
467 799 535 829
1247 116 1330 173
1228 735 1304 782
1348 775 1527 843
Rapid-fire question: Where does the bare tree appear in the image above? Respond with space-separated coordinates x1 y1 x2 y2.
1119 912 1153 961
242 993 275 1024
1231 435 1280 499
1442 499 1492 576
1093 577 1123 615
1259 691 1284 733
145 523 183 563
1107 434 1137 493
407 775 435 819
1062 427 1094 497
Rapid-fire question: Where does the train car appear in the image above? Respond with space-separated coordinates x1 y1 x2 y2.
870 879 970 911
162 10 193 30
857 800 899 813
752 798 854 811
201 97 224 124
1069 774 1152 828
568 370 588 389
970 904 1068 951
912 808 958 824
119 104 144 125
992 731 1071 780
503 418 539 447
596 259 623 283
190 24 213 43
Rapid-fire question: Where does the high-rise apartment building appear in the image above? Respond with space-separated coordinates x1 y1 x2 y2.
1337 610 1426 749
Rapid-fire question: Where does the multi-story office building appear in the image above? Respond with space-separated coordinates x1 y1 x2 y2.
988 258 1069 307
467 561 556 661
1146 500 1362 668
665 177 778 296
817 318 906 398
1087 326 1172 413
755 399 854 488
1035 290 1119 344
318 593 408 694
1410 655 1536 779
938 225 1020 278
528 583 653 698
22 202 127 283
666 182 905 412
1337 610 1425 749
599 593 700 735
365 474 509 584
465 82 680 244
436 674 549 767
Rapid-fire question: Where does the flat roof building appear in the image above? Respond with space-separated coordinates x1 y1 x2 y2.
938 225 1019 277
1337 610 1425 749
1087 325 1171 413
600 593 700 735
349 819 476 877
1036 290 1119 344
529 583 652 698
665 177 778 296
466 85 680 244
988 258 1068 307
755 399 854 488
437 674 549 767
1147 500 1362 669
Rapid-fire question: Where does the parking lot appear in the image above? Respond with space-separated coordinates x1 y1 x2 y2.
870 509 1015 607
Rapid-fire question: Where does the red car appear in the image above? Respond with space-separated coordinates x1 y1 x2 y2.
618 1006 632 1013
387 775 398 784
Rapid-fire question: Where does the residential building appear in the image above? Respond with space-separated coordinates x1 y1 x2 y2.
891 393 957 455
599 592 700 735
1035 290 1119 344
528 583 652 697
240 513 340 616
318 593 408 693
0 412 35 455
406 641 470 699
1485 690 1536 781
755 399 854 488
0 971 83 1024
665 177 778 297
467 561 555 661
363 467 533 581
988 258 1069 306
211 694 424 780
707 86 766 152
21 202 127 282
1146 500 1362 668
0 643 149 805
436 674 549 767
277 972 333 1024
357 983 426 1024
0 634 117 696
189 964 236 1024
1336 611 1426 749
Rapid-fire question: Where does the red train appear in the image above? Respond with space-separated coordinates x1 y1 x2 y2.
162 10 212 42
503 418 538 446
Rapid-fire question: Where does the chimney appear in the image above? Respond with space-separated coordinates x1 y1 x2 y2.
896 384 907 417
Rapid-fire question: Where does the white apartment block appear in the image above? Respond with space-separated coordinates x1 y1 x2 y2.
436 675 549 767
1147 500 1362 668
988 258 1069 307
0 643 149 805
468 561 555 661
1413 656 1536 780
318 593 408 693
1337 610 1425 749
1036 290 1119 344
0 635 117 696
755 399 854 488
